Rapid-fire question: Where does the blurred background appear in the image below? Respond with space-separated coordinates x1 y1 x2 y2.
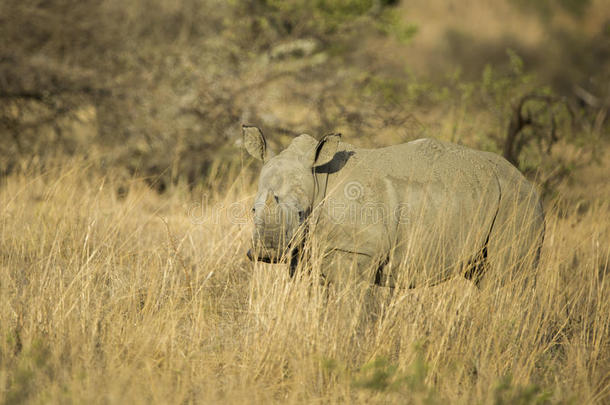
1 0 608 199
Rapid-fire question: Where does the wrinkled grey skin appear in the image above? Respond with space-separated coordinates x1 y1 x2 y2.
243 125 545 287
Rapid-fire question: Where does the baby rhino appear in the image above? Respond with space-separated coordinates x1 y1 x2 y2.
243 125 545 288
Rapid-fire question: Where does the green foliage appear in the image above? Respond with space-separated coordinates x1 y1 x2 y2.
477 52 598 193
3 338 54 405
388 47 606 195
558 0 592 17
493 375 553 405
353 357 403 392
509 0 592 20
351 344 439 402
362 75 408 105
319 344 439 400
233 0 412 48
480 49 536 112
376 9 418 44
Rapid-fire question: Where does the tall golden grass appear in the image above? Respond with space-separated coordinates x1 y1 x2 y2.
0 156 608 404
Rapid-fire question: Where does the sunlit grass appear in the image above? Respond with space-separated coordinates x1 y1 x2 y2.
0 157 608 404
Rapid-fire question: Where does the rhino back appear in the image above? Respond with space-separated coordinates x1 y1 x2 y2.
317 138 503 283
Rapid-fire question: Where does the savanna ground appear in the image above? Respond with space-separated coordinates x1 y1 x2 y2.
1 0 609 403
1 155 609 404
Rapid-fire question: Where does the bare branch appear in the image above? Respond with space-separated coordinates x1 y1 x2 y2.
503 93 571 167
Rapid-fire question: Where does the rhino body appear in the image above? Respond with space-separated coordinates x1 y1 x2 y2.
243 126 545 287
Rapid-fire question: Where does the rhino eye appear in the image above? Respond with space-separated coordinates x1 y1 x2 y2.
274 195 279 203
298 210 305 222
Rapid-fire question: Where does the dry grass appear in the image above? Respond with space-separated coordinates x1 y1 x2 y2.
0 156 608 404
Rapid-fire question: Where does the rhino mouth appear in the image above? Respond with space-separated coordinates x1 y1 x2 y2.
247 222 308 264
246 244 290 263
246 248 280 263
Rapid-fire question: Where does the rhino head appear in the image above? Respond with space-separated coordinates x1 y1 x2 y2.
242 125 340 264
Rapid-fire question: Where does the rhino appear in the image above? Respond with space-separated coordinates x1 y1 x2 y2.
243 125 545 288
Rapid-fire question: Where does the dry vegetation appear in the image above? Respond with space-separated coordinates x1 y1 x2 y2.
1 0 609 403
0 157 608 404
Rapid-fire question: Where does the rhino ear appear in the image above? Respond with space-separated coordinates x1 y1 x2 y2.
313 133 341 167
242 125 275 162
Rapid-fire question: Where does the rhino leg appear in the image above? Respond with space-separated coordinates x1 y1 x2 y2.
320 250 391 323
320 250 378 285
463 245 488 286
